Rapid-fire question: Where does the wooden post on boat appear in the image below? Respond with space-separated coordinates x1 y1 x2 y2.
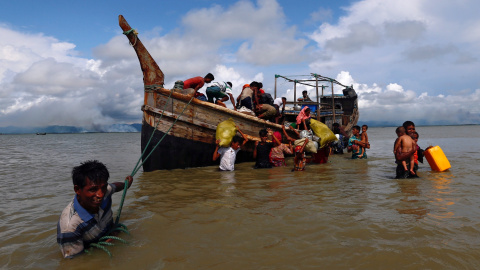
331 80 335 127
293 80 297 109
315 76 320 121
274 75 277 99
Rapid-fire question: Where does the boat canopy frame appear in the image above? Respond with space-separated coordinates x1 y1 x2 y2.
274 73 354 121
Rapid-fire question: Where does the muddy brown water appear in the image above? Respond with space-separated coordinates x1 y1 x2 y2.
1 126 479 269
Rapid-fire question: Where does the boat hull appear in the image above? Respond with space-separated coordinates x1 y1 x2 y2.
141 120 253 171
139 88 284 171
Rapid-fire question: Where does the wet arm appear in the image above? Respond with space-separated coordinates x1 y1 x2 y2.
213 140 221 161
282 126 296 142
236 126 249 147
288 125 300 137
112 176 133 192
228 93 237 111
299 138 309 153
302 119 308 130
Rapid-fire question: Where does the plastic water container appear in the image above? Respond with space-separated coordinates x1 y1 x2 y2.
424 146 451 172
301 104 317 113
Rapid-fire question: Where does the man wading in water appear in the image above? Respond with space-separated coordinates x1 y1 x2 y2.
57 160 133 258
394 121 418 178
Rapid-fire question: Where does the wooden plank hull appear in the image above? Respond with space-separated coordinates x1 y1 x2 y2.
140 88 292 171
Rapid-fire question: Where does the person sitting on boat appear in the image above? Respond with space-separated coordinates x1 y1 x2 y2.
270 131 293 167
238 81 260 111
205 81 236 110
57 160 133 258
258 82 265 95
297 90 312 102
183 73 214 96
213 126 249 171
236 84 250 108
256 103 277 121
254 129 274 169
296 107 311 130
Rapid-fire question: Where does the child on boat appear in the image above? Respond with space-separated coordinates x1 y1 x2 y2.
253 129 274 168
57 160 133 258
213 126 249 171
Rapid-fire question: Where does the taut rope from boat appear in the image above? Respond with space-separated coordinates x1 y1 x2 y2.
85 92 194 257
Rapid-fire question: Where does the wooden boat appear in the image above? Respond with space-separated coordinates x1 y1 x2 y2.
118 15 359 171
36 132 46 135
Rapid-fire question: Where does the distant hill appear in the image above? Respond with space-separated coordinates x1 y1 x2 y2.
0 124 142 134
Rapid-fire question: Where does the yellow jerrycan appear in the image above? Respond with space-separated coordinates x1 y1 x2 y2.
424 146 451 172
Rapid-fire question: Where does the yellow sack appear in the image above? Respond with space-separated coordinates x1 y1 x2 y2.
216 118 237 147
310 119 337 148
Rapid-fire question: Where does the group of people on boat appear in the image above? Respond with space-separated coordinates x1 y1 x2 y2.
181 74 287 124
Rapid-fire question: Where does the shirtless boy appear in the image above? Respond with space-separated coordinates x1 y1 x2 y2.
394 127 416 175
358 124 370 158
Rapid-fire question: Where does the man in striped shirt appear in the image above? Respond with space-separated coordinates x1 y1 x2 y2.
57 160 133 258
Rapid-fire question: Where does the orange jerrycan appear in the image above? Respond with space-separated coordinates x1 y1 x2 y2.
424 146 451 172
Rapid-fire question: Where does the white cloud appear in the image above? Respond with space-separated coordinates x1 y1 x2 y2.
307 0 480 125
1 0 480 130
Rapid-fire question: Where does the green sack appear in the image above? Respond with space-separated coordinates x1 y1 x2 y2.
216 118 237 147
310 119 337 148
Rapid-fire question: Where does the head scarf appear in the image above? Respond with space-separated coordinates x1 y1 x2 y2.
273 131 282 142
296 106 311 125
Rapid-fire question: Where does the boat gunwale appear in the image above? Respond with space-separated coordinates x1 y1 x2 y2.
146 86 286 130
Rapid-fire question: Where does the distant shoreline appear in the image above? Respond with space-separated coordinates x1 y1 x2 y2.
0 123 478 135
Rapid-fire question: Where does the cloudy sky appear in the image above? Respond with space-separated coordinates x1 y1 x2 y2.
1 0 480 129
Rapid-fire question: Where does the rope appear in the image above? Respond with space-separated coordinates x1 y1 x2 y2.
131 96 195 176
123 28 138 46
87 92 195 257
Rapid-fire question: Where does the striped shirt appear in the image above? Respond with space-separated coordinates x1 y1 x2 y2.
57 183 116 258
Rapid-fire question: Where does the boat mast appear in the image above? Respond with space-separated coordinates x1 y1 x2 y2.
331 80 335 126
293 80 297 109
315 76 320 121
274 75 277 99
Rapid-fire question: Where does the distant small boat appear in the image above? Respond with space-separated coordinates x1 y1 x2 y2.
36 133 46 135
